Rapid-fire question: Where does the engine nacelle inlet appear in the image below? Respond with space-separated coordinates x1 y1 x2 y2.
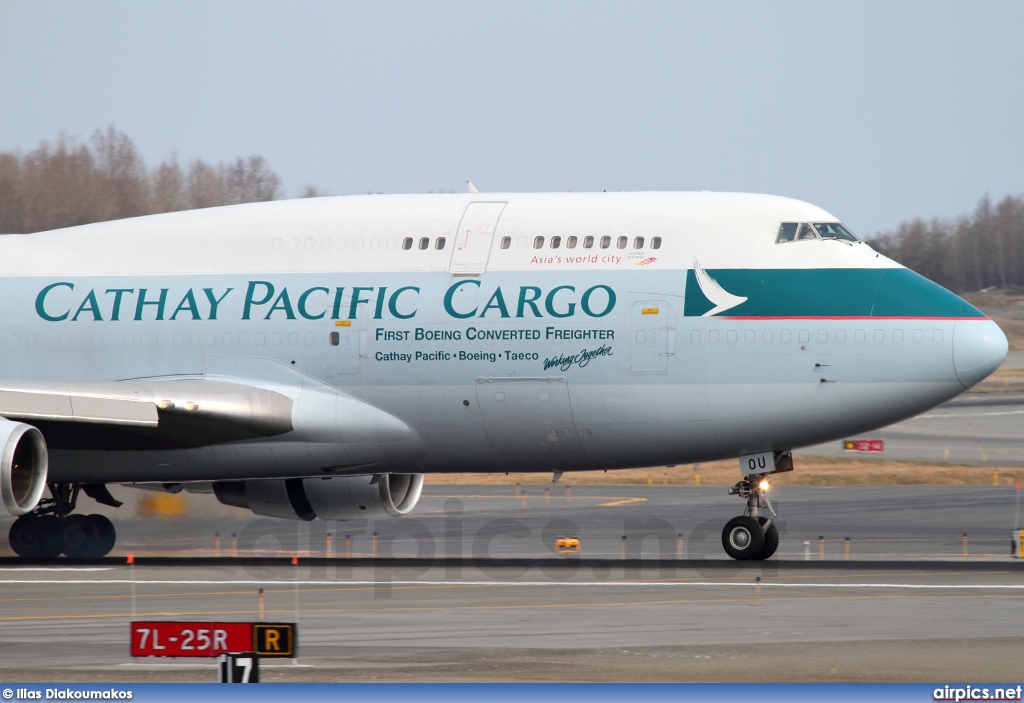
0 420 48 518
212 473 425 521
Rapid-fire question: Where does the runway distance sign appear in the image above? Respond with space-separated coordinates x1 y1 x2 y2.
842 439 884 452
130 621 296 658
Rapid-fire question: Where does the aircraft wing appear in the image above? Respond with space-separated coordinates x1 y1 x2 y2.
0 379 294 444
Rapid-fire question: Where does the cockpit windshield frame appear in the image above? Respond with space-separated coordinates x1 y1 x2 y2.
812 222 859 241
776 221 859 244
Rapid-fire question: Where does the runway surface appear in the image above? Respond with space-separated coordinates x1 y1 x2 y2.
1 560 1023 682
3 485 1024 682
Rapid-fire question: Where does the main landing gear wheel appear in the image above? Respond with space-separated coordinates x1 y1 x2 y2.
92 514 116 557
8 482 119 559
721 475 779 561
9 514 62 558
60 514 100 558
9 513 117 559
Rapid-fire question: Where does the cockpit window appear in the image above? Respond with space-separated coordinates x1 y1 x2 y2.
813 222 858 241
796 223 818 240
776 223 798 242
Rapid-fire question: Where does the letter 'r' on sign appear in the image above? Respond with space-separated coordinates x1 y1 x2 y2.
739 451 774 477
253 623 295 657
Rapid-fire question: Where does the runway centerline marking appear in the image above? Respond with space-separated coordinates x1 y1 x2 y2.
599 498 648 507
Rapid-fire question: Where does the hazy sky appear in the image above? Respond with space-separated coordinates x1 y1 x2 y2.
1 1 1021 235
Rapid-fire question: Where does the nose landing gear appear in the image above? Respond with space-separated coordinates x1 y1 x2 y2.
722 477 778 560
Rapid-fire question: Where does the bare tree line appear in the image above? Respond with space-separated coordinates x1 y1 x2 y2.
870 195 1024 293
0 126 307 234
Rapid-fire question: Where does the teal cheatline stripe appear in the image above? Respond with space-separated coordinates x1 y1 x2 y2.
872 269 982 318
683 268 984 318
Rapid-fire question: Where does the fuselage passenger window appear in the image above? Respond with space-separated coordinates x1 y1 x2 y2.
583 236 594 248
418 237 429 250
402 238 413 250
600 236 611 249
500 236 511 249
567 236 577 248
551 236 561 249
651 236 662 249
435 237 446 250
616 236 627 249
329 331 340 346
776 223 798 242
533 236 545 249
633 236 644 249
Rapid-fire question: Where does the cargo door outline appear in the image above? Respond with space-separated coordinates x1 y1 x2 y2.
630 301 675 374
475 377 584 455
448 201 507 276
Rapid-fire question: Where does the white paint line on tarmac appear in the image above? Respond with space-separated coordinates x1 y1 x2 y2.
0 568 114 572
917 409 1024 419
0 578 1022 590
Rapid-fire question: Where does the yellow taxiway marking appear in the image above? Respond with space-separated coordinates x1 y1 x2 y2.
598 497 648 507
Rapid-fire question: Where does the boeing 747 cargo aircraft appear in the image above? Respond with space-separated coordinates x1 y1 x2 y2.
0 191 1008 560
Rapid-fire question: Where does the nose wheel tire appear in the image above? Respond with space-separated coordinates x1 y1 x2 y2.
757 517 779 560
723 475 779 560
722 516 765 560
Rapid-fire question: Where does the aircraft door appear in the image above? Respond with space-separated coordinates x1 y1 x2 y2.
476 377 584 456
630 301 675 374
448 201 507 275
324 323 364 376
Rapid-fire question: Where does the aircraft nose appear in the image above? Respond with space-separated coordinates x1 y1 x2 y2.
953 318 1008 388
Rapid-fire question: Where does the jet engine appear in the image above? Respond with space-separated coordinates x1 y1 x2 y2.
212 473 425 521
0 420 49 518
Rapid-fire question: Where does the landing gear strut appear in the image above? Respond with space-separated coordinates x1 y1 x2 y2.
722 476 778 560
8 483 117 559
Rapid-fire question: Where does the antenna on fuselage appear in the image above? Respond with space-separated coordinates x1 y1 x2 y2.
465 178 479 193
